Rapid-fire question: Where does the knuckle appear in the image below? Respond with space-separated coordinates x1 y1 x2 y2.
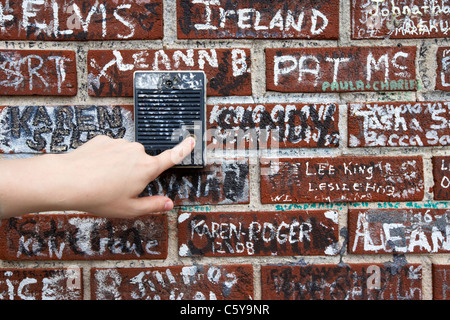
113 138 128 144
90 134 110 143
131 141 145 152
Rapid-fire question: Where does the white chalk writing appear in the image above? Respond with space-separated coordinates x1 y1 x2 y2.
0 270 81 300
93 266 246 300
267 264 422 299
88 49 249 96
271 48 415 91
0 0 160 39
0 105 133 153
188 0 330 37
179 211 339 256
354 0 449 38
263 157 424 203
349 101 450 147
440 49 450 87
0 51 73 93
145 160 249 205
352 210 450 253
208 103 339 148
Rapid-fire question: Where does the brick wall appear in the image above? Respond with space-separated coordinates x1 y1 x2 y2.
0 0 449 301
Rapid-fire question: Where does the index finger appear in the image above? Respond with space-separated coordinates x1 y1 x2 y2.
153 136 196 172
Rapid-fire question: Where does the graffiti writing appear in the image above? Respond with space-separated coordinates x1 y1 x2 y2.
0 105 133 153
0 214 166 260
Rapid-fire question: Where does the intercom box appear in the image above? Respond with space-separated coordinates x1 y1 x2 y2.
133 71 206 168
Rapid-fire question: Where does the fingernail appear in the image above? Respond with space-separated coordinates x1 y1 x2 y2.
186 135 196 148
164 199 173 211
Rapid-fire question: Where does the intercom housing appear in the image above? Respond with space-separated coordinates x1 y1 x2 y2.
133 71 206 168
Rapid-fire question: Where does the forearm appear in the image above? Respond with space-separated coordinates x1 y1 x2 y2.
0 155 72 218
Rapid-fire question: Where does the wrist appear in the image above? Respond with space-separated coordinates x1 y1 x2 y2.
37 153 78 212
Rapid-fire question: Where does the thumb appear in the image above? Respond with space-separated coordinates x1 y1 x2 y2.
131 196 174 216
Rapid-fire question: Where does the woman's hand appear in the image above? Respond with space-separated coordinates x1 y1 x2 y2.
0 135 195 218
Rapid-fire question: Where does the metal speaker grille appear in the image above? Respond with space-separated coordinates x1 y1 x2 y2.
134 71 206 168
135 89 202 154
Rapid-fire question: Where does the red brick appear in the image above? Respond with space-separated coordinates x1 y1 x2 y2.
0 268 83 300
91 265 253 300
178 210 339 257
261 263 422 300
0 213 167 260
348 101 450 147
266 46 417 93
0 50 76 96
260 156 424 203
0 105 134 153
88 49 251 97
0 0 163 40
177 0 339 40
432 156 450 200
432 264 450 300
351 0 449 39
207 103 340 150
142 159 250 205
436 47 450 91
349 209 450 254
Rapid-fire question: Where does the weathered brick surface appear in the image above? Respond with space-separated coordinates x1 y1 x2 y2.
266 46 417 93
88 49 251 97
351 0 450 39
177 0 339 39
261 263 422 300
0 105 134 153
91 265 253 300
141 159 250 205
260 156 424 203
349 209 450 254
207 103 340 150
433 264 450 300
436 47 450 91
348 101 450 147
178 210 339 257
0 0 163 41
1 0 449 302
0 213 167 260
0 268 83 300
0 50 77 96
432 156 450 200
